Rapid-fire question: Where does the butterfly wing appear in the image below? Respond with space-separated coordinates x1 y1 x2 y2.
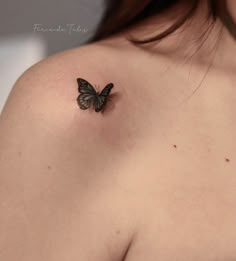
99 83 114 97
77 93 95 110
77 78 97 95
94 83 114 112
94 96 106 112
77 78 97 110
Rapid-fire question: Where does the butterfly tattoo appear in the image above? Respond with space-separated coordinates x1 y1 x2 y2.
77 78 114 112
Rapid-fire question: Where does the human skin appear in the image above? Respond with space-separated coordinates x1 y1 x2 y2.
0 1 235 260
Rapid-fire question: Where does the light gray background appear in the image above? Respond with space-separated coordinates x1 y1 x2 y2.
0 0 104 112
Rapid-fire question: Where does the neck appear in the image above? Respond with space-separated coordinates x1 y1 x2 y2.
213 0 236 70
219 0 236 40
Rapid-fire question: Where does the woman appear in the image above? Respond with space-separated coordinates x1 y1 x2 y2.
0 0 235 260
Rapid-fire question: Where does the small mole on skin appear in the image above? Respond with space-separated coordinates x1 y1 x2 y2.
47 165 52 170
225 158 230 162
173 145 177 148
116 230 121 235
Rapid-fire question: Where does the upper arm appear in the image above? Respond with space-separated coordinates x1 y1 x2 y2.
0 47 135 261
0 55 84 178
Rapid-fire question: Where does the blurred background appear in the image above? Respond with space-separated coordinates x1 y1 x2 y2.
0 0 104 112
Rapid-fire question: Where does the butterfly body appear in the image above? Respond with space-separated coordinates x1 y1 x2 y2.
77 78 114 112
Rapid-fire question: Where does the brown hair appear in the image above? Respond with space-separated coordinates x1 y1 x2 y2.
89 0 224 44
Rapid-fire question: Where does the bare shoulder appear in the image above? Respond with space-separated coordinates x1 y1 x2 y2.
0 42 124 153
0 39 169 179
0 43 137 260
0 40 147 161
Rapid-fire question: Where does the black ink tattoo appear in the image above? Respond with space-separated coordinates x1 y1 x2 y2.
77 78 114 112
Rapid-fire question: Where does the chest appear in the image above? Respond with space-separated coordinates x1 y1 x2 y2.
121 158 236 261
114 116 236 261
